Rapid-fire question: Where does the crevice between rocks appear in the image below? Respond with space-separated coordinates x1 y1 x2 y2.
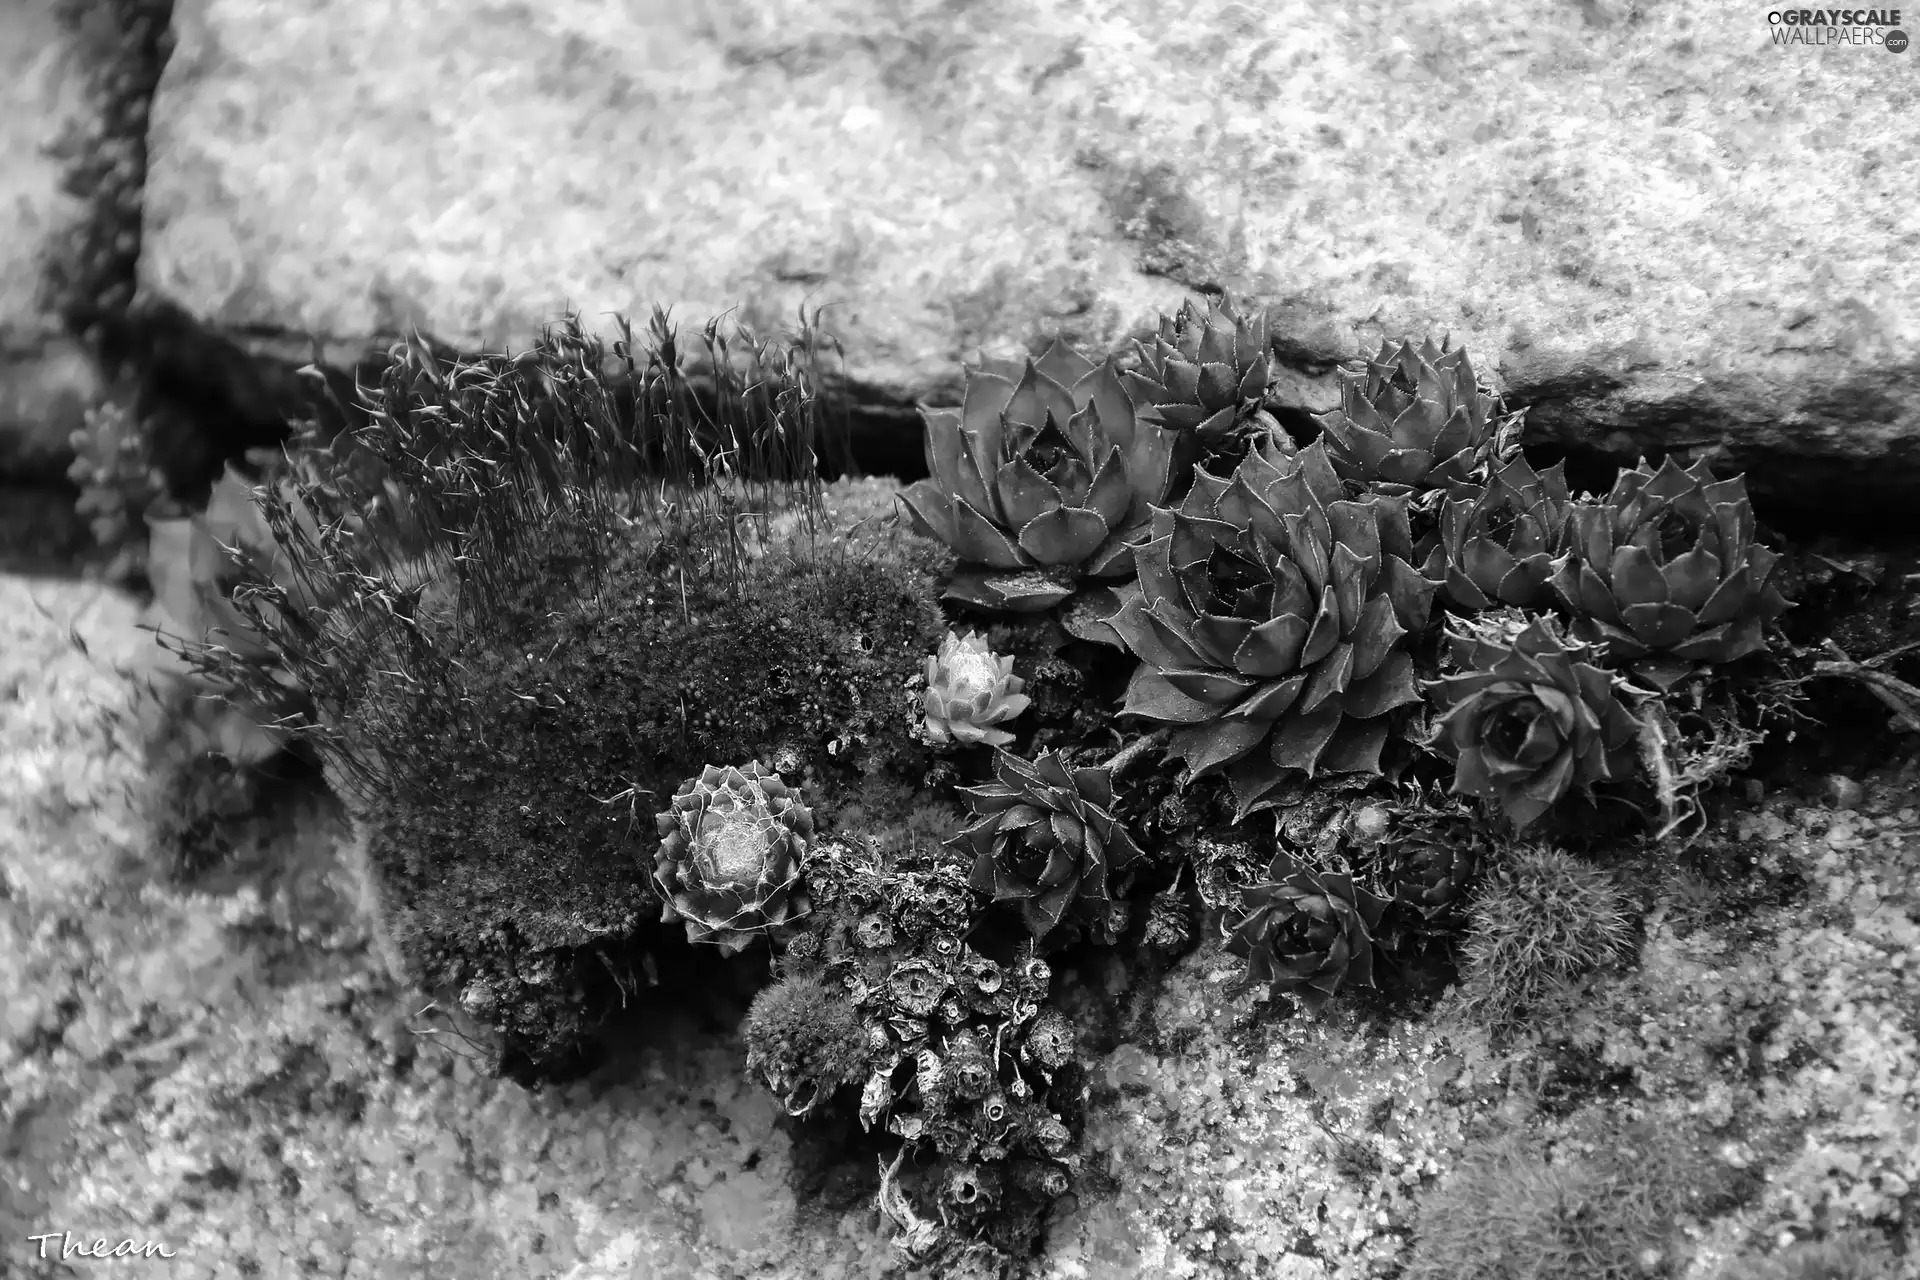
51 299 1920 549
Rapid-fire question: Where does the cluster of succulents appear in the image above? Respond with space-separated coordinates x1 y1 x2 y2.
149 294 1807 1275
901 304 1783 832
884 295 1795 1056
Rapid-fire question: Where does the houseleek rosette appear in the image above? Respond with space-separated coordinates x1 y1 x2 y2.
1106 438 1436 817
1426 617 1642 829
1383 823 1484 930
1224 848 1389 1011
1422 456 1575 614
1121 295 1280 450
651 762 813 955
1316 337 1520 501
954 750 1144 941
921 629 1030 748
896 338 1182 613
1548 456 1789 687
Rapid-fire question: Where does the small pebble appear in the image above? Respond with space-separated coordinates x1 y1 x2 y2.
1828 775 1865 811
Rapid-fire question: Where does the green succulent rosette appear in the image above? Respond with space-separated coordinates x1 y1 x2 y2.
896 338 1183 614
1547 455 1789 688
1422 456 1576 614
1382 822 1485 930
1106 438 1437 819
652 762 813 955
1426 617 1642 830
1121 295 1280 450
1224 848 1389 1011
1316 337 1521 503
955 750 1144 941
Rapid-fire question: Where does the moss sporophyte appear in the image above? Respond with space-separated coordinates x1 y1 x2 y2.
145 295 1825 1274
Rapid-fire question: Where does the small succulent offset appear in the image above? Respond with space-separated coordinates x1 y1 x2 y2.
652 762 813 955
1316 337 1521 502
1422 456 1575 614
897 338 1182 613
955 751 1144 941
1108 438 1436 817
1224 848 1389 1011
1382 822 1485 930
922 630 1030 748
1548 455 1789 688
1121 295 1281 453
1426 617 1642 830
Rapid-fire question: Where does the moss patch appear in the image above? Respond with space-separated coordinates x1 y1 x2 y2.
358 496 947 1067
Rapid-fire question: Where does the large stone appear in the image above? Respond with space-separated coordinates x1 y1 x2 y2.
0 0 108 482
137 0 1920 521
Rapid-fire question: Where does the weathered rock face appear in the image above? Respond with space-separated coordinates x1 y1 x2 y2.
0 0 105 482
137 0 1920 523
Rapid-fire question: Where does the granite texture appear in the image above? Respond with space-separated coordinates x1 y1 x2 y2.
5 572 1919 1278
136 0 1920 516
0 0 106 481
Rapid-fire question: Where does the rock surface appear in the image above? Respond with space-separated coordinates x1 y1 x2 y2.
0 574 910 1279
6 570 1919 1279
0 0 106 482
139 0 1920 519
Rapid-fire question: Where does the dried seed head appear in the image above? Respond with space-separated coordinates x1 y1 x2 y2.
1018 955 1052 994
927 1114 976 1162
459 979 499 1017
1023 1007 1076 1071
962 955 1004 994
517 953 558 986
888 959 947 1016
1030 1112 1073 1157
768 741 807 775
915 1048 944 1098
1142 882 1195 954
942 1164 1002 1211
854 912 895 950
1155 792 1191 829
946 1037 995 1101
859 1070 893 1130
1010 1157 1071 1200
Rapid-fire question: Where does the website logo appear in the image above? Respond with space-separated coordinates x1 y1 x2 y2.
1768 9 1908 49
